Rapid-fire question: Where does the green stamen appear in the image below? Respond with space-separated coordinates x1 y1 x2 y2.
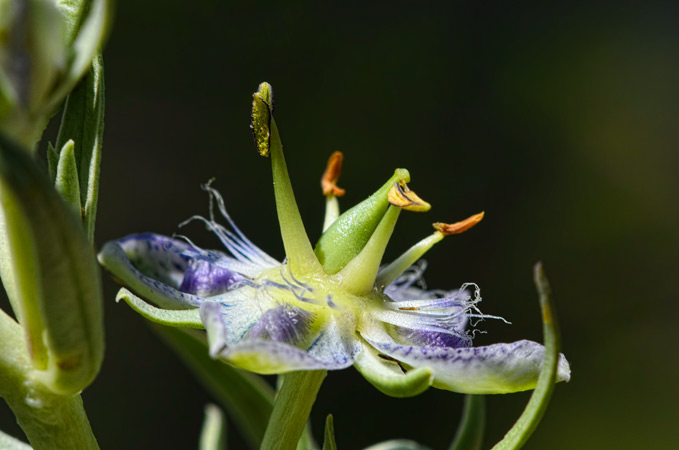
252 83 321 275
335 206 401 295
269 117 322 275
376 231 444 288
376 212 485 287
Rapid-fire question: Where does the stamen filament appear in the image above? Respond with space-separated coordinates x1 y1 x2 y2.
321 151 345 232
376 231 444 288
335 206 401 295
376 212 484 288
269 118 323 275
323 196 340 232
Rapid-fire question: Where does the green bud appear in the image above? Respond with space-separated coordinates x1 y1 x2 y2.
0 0 109 149
0 134 104 395
314 168 409 274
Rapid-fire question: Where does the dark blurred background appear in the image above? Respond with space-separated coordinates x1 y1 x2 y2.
3 1 679 448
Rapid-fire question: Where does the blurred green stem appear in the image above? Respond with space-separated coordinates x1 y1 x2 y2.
0 310 99 450
449 395 485 450
261 370 326 450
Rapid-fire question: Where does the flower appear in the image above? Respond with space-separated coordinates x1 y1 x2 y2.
98 83 570 397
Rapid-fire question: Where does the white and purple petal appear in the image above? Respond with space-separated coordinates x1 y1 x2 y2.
363 330 570 394
200 301 357 374
98 233 250 309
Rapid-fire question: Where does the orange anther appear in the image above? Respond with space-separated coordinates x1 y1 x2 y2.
433 211 485 235
321 151 346 197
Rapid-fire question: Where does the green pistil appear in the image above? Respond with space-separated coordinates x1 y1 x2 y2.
315 169 410 275
335 206 401 295
375 231 444 288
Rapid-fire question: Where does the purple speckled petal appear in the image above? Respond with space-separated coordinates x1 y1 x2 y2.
179 258 244 296
388 324 471 348
200 302 356 374
98 233 249 309
246 305 313 344
363 332 571 394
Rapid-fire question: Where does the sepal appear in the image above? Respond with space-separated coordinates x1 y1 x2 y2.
116 288 203 328
353 339 432 398
0 134 103 395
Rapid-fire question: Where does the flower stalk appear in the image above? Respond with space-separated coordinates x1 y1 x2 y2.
261 370 327 450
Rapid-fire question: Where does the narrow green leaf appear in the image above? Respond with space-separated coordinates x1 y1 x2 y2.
151 325 274 450
448 395 485 450
115 288 203 328
199 404 227 450
55 53 104 242
322 415 337 450
54 140 82 215
0 134 104 395
491 263 562 450
0 429 32 450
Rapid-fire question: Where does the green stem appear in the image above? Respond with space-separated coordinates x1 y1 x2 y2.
6 393 99 450
449 395 485 450
261 370 327 450
0 310 99 450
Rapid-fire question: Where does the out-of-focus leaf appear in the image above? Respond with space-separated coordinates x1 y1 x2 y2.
152 325 273 450
54 140 81 215
363 440 432 450
448 395 485 450
0 134 103 395
54 54 104 242
491 263 562 450
322 414 337 450
199 404 227 450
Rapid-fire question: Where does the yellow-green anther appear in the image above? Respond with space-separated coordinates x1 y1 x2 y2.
335 206 401 295
388 181 431 212
54 139 82 216
315 168 410 275
251 82 321 275
376 212 484 288
0 135 104 395
251 90 271 157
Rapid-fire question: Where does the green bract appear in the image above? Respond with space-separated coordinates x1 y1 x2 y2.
0 134 104 396
0 0 108 149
